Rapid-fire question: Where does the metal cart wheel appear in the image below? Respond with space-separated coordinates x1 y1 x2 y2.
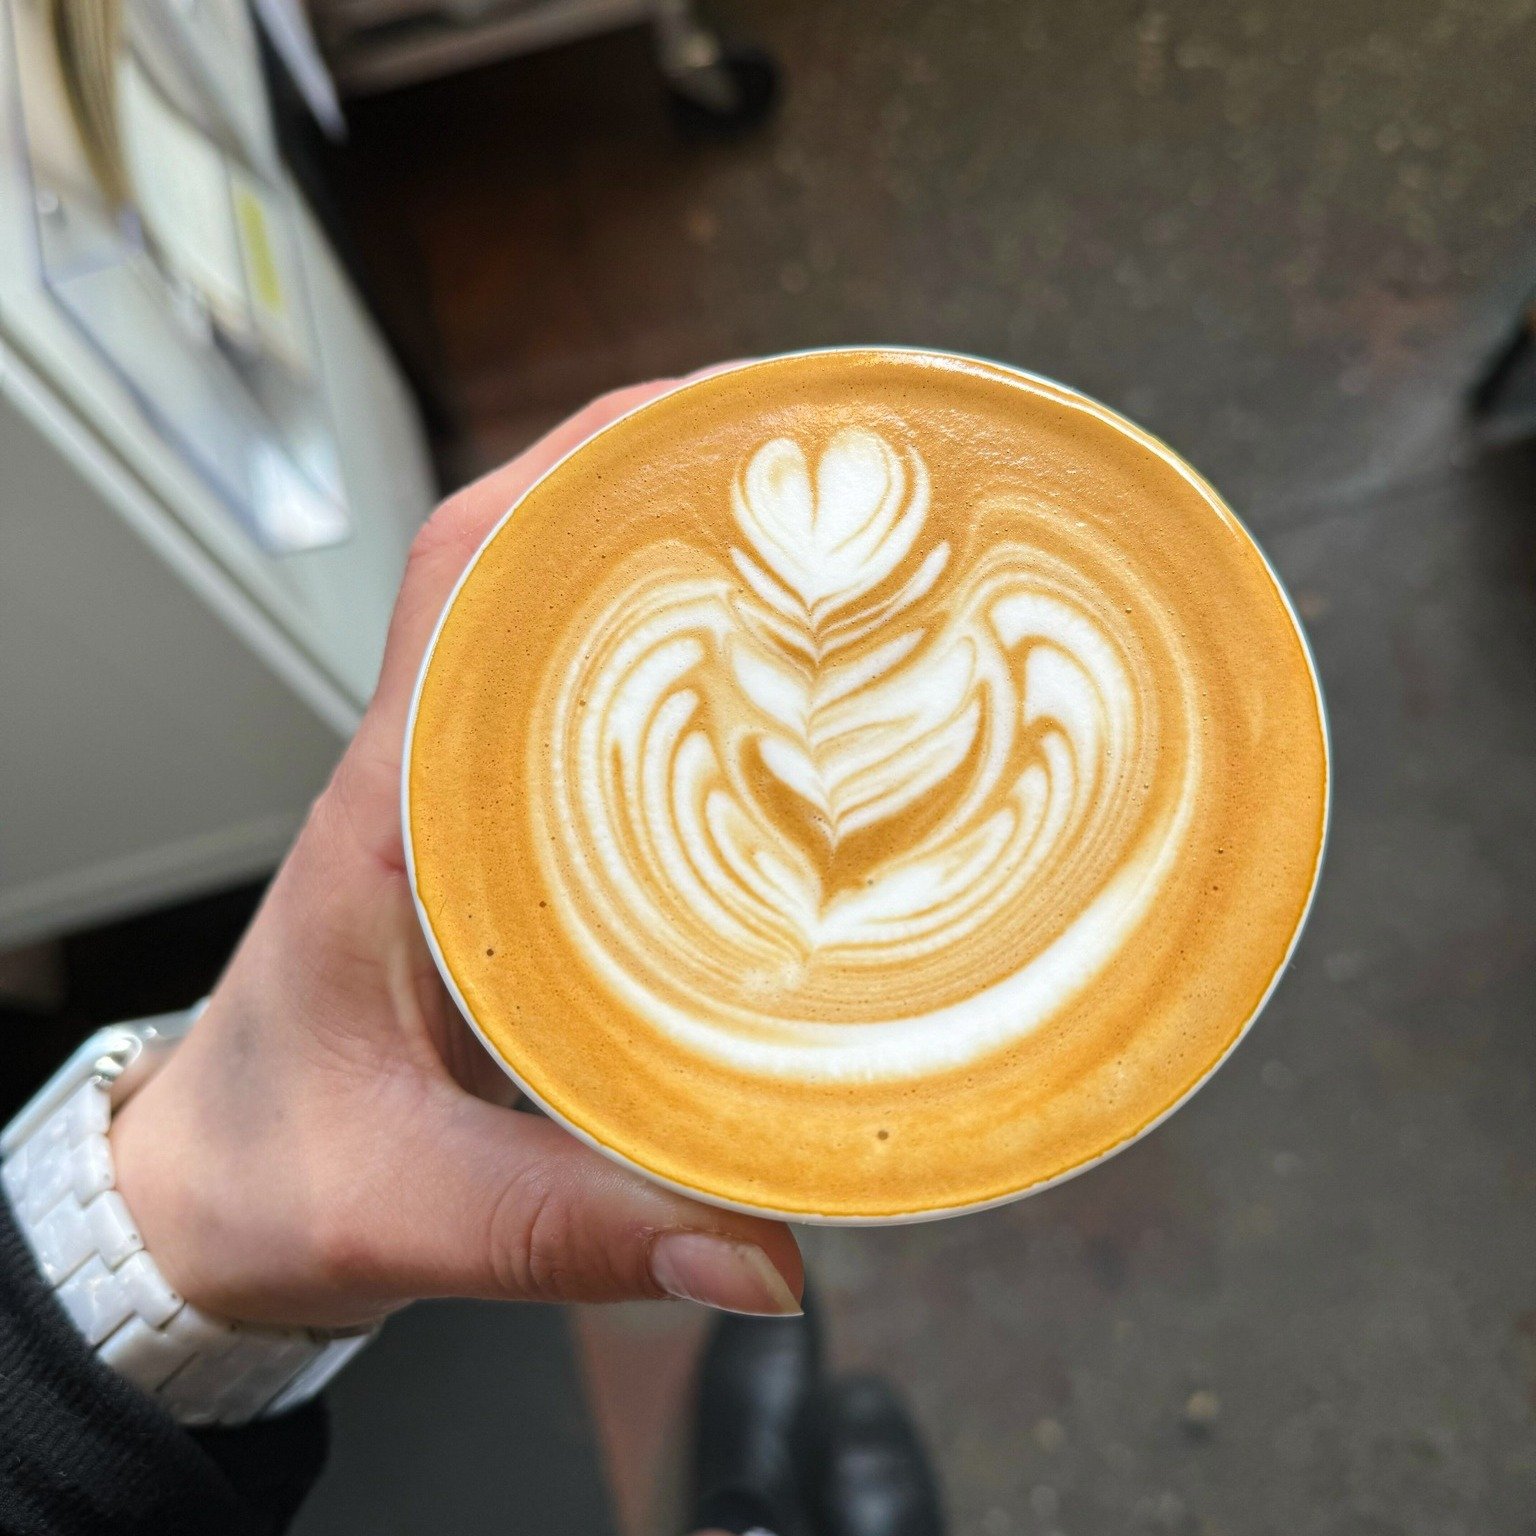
316 2 783 125
652 0 779 134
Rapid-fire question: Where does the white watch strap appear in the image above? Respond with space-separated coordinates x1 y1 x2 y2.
2 1038 376 1426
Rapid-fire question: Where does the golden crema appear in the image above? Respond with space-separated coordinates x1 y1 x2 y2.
406 350 1328 1219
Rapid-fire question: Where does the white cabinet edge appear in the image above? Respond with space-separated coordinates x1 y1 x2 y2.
0 337 363 740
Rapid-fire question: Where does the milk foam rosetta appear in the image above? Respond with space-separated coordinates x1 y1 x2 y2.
406 351 1328 1219
535 426 1198 1080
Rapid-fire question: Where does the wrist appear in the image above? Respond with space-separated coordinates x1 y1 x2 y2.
108 1052 241 1319
3 1016 379 1424
109 1013 388 1332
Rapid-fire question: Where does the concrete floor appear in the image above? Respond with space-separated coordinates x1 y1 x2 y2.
342 0 1536 506
333 5 1536 1530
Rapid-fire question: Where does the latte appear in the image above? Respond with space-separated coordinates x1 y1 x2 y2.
405 350 1328 1220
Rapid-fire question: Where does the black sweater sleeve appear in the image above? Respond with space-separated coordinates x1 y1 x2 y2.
0 1193 328 1536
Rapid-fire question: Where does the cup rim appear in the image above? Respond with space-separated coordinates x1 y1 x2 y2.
401 345 1332 1226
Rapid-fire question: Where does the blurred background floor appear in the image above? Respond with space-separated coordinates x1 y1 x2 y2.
337 0 1536 507
7 1 1536 1532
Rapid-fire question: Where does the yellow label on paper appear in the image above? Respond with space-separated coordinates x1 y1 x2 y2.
233 182 286 317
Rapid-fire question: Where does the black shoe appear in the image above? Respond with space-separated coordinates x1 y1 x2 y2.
691 1300 823 1536
802 1376 945 1536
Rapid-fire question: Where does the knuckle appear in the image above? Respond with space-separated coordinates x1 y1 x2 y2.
486 1164 579 1302
298 756 396 880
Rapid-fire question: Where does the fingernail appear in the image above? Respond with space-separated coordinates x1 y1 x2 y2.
649 1232 802 1316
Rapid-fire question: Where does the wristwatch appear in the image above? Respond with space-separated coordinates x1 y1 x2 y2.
0 1008 376 1426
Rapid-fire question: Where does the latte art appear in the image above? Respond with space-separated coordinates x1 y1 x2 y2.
535 427 1199 1079
406 350 1328 1219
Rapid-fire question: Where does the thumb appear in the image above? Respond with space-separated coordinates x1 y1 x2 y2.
365 1087 804 1316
